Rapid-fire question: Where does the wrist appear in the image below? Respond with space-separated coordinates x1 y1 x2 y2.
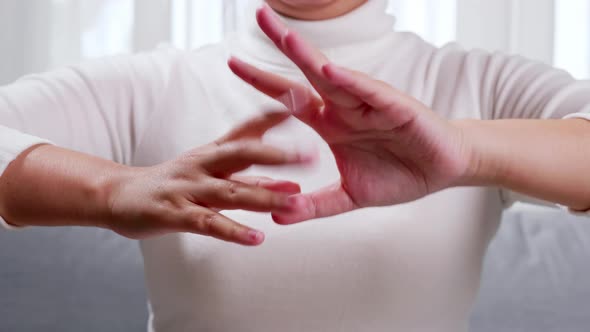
451 119 507 187
0 145 136 229
93 163 136 230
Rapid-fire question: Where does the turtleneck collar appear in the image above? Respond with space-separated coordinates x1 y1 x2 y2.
236 0 395 69
274 0 394 48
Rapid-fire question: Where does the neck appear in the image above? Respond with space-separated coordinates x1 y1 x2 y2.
266 0 368 20
239 0 395 69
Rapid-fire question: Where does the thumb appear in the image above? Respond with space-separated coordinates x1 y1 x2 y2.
271 181 358 225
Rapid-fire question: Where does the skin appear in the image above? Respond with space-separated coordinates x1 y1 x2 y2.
0 0 366 247
228 4 590 224
1 1 590 247
0 112 308 245
266 0 367 20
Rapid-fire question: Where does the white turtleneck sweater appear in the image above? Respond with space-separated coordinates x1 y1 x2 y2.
2 1 590 331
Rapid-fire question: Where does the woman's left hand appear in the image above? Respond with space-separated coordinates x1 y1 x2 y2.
228 4 475 224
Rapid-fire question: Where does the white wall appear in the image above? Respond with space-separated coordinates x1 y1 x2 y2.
554 0 590 78
1 0 590 84
0 1 53 82
456 0 555 65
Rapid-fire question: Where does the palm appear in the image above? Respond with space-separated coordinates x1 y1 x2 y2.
333 136 433 208
323 99 466 208
228 5 468 224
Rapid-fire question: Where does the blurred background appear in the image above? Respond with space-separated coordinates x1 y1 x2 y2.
0 0 589 85
1 0 590 331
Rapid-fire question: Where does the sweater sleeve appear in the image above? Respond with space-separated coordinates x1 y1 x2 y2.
0 48 179 229
483 53 590 121
471 51 590 211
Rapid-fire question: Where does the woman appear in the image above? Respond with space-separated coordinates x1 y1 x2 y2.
1 0 590 331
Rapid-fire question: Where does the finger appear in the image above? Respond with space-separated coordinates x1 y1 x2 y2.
196 178 293 212
182 207 265 246
256 5 361 107
255 1 327 78
322 63 418 128
256 3 289 48
229 175 301 195
228 57 322 127
271 181 358 225
228 56 305 100
216 111 290 145
202 141 310 175
256 5 327 79
282 31 356 104
229 57 370 137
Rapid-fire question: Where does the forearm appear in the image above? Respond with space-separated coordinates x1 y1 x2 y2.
456 118 590 210
0 144 128 228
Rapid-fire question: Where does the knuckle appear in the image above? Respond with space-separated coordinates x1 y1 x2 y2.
178 150 202 164
309 195 319 215
227 182 238 194
174 154 206 173
227 224 240 241
225 182 239 199
195 213 217 234
215 143 241 160
236 140 259 154
212 138 224 147
253 177 265 187
224 182 242 202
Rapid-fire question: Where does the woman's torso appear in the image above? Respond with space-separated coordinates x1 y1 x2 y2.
133 27 506 331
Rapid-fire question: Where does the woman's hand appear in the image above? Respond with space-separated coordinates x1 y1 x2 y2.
107 111 307 244
228 5 474 224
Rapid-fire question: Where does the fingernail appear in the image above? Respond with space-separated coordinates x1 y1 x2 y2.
287 150 313 164
272 196 309 225
302 147 319 164
247 230 264 244
294 147 319 165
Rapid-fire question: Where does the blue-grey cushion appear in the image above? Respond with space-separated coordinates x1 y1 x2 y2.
471 204 590 332
0 227 147 332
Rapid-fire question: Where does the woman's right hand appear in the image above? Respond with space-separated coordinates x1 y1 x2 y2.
106 111 307 245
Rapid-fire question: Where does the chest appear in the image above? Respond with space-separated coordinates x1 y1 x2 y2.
136 75 505 264
137 59 503 329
